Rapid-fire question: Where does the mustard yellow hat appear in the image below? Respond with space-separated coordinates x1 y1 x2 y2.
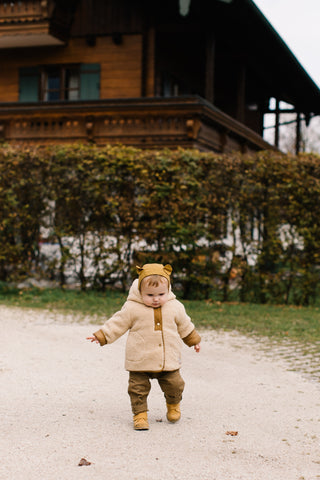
136 263 172 290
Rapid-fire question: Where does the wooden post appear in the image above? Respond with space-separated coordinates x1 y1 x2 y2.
296 112 301 154
275 99 280 148
205 32 215 104
142 27 156 97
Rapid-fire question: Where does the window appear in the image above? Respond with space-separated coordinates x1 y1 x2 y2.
19 64 100 102
42 65 81 101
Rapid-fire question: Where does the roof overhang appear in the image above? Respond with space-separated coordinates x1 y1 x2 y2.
242 0 320 114
186 0 320 115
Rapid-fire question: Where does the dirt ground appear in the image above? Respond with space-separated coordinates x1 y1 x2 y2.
1 305 319 480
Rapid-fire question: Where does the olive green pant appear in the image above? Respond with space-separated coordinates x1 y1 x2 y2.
128 370 185 415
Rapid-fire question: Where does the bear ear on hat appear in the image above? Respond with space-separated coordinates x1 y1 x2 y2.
136 265 144 274
164 264 172 275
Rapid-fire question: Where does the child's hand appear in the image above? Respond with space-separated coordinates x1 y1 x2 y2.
194 343 201 353
86 335 99 344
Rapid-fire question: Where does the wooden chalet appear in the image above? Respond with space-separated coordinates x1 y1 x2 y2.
0 0 319 153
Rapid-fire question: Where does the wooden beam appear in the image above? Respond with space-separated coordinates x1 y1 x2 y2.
142 27 155 97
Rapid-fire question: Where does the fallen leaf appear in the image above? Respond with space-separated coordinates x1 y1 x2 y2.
226 431 238 436
78 458 91 466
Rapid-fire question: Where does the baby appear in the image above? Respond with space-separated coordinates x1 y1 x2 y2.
87 263 201 430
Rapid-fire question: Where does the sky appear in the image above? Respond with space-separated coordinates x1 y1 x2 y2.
253 0 320 88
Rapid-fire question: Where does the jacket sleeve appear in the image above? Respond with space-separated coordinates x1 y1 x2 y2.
175 301 201 346
93 302 132 346
182 328 201 347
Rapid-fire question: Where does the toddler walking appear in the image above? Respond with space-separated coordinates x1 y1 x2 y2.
87 263 201 430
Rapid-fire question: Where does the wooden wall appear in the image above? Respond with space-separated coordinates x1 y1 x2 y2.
0 35 143 102
71 0 144 36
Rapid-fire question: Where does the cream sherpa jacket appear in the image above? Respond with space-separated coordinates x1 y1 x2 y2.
94 279 201 372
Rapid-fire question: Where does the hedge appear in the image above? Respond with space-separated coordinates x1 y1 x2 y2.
0 144 320 305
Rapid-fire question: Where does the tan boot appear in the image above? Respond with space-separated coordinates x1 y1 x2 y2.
133 412 149 430
166 403 181 423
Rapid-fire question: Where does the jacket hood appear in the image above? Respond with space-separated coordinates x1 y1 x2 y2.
127 278 176 304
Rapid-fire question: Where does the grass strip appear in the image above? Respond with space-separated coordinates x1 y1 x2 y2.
0 287 319 351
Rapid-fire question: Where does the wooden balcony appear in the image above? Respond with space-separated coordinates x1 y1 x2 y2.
0 96 273 153
0 0 65 47
0 0 51 22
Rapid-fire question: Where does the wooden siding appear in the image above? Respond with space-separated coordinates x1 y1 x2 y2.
71 0 144 36
0 35 142 102
0 64 18 101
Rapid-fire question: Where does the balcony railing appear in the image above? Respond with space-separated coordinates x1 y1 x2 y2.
0 0 50 23
0 96 273 153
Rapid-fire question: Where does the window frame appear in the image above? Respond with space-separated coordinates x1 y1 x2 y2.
19 63 100 102
40 63 81 101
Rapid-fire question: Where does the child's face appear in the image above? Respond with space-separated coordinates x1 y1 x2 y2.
140 281 169 308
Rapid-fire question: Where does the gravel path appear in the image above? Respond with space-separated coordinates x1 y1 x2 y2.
1 305 319 480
